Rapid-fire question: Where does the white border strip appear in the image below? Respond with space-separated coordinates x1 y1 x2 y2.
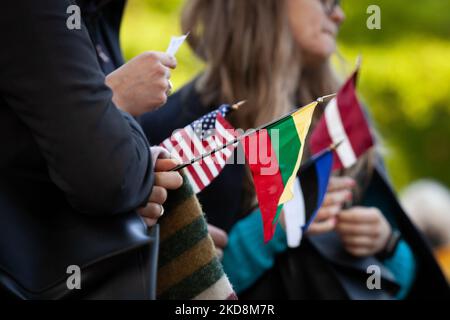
324 98 357 168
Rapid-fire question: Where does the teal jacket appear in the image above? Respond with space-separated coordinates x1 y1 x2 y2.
223 207 416 299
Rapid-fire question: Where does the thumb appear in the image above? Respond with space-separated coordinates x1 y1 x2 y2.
152 52 177 69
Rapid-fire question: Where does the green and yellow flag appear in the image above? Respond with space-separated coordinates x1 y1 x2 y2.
243 102 317 242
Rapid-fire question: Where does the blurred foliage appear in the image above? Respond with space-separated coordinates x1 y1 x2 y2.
121 0 450 191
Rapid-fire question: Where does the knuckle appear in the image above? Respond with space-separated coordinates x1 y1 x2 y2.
147 203 160 217
373 226 382 238
154 171 163 183
163 82 170 92
156 93 167 105
155 65 166 77
158 79 168 90
144 218 157 227
329 176 338 185
146 51 158 62
160 187 168 201
155 186 168 203
317 208 330 220
344 238 354 246
175 174 184 186
167 171 179 181
328 194 338 205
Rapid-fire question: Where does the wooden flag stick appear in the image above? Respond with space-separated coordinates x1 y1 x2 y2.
316 93 338 103
330 140 344 151
296 140 343 173
355 54 362 70
170 94 337 172
231 100 247 111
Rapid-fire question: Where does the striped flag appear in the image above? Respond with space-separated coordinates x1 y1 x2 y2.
283 150 333 248
310 70 374 170
161 105 238 194
243 102 318 242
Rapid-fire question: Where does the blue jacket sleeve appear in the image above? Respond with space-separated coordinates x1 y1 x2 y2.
361 169 417 299
383 240 417 300
222 209 288 293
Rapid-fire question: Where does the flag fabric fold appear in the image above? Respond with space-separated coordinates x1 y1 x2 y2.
243 102 318 242
310 70 374 170
283 150 334 248
161 105 238 194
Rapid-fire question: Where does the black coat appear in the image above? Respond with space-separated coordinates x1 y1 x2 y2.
142 80 450 299
0 0 157 299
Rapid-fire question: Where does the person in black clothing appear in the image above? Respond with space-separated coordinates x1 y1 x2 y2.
0 0 182 299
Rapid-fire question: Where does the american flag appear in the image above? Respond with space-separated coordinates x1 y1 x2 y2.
161 105 238 194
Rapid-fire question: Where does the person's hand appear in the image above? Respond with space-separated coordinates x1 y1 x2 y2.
208 224 228 260
105 51 177 116
336 207 392 257
138 159 183 227
306 176 355 235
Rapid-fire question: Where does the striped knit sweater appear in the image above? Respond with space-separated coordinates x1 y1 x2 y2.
157 172 237 300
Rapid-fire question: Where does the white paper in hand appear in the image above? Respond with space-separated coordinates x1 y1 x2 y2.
166 33 189 57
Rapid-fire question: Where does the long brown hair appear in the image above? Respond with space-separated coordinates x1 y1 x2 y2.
182 0 339 129
181 0 374 212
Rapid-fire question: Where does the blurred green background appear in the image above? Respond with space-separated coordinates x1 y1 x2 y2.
120 0 450 192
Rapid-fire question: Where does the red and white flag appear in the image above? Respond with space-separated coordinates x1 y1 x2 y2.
161 105 238 194
310 70 374 170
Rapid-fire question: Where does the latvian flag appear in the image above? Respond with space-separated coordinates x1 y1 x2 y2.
310 70 374 170
283 150 333 248
161 105 238 194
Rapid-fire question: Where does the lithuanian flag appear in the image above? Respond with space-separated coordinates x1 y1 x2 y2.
243 102 318 242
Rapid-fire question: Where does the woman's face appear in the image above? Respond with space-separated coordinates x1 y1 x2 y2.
286 0 345 63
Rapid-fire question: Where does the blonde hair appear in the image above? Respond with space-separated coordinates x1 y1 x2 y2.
181 0 338 130
181 0 374 211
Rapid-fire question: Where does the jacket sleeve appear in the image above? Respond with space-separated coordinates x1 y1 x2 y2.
222 208 288 294
0 1 154 215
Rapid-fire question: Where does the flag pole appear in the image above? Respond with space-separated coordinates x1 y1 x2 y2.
297 140 343 173
170 94 337 172
231 100 247 111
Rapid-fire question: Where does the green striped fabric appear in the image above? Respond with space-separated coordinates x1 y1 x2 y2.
157 174 237 300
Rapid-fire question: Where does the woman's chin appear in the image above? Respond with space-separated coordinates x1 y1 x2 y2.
301 37 336 63
303 47 335 66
